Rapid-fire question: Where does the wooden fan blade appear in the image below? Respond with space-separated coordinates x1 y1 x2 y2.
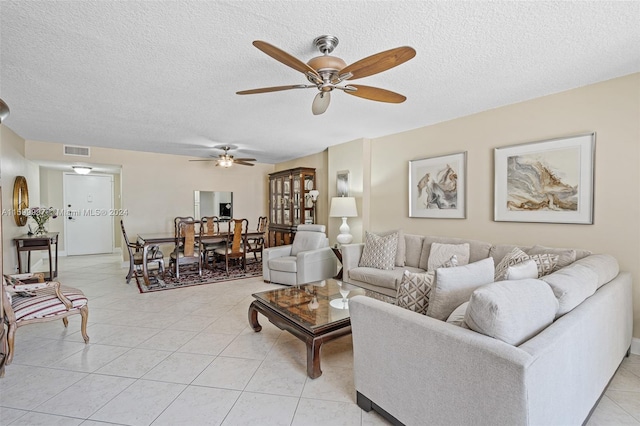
234 161 255 166
344 85 407 103
340 46 416 80
189 159 217 162
234 158 256 162
253 41 320 79
237 85 308 95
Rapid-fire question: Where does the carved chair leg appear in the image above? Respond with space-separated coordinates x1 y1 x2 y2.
6 323 16 365
62 317 69 328
80 305 90 343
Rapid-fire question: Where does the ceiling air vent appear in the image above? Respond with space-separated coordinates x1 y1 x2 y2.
63 145 90 157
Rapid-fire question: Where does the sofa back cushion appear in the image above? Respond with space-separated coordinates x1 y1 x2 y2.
291 225 329 256
541 263 598 317
465 279 559 346
404 234 425 268
426 257 495 321
571 254 619 289
419 236 492 270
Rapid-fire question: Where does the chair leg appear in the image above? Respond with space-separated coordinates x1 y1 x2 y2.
125 261 135 283
6 323 16 365
80 305 90 343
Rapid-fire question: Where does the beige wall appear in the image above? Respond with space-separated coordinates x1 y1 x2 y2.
346 73 639 338
1 126 42 272
25 141 274 260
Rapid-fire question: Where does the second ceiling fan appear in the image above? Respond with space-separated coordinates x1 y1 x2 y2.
236 35 416 115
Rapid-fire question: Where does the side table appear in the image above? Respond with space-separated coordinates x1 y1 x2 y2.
331 246 343 279
14 233 59 280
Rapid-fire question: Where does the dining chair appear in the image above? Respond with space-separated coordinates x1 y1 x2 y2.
120 220 165 285
200 216 225 268
246 216 268 262
214 218 249 275
170 219 202 279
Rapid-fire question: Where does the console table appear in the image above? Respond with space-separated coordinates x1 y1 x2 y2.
14 232 59 280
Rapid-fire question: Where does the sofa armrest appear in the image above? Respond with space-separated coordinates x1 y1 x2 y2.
341 243 364 279
349 296 532 426
296 247 338 284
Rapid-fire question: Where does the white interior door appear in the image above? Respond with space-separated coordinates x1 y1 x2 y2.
64 173 114 255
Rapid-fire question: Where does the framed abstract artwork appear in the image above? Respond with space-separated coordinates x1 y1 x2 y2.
337 170 349 197
494 132 595 224
409 152 466 218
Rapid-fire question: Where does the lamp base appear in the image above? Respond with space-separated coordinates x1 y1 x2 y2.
337 217 353 244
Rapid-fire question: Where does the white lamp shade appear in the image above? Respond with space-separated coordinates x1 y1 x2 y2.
329 197 358 218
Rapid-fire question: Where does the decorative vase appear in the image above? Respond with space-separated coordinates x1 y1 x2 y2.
34 223 47 235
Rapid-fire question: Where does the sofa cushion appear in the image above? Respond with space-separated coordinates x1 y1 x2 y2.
541 263 599 316
446 301 470 328
349 267 410 290
359 231 398 270
494 247 530 281
404 234 425 268
571 254 619 289
419 236 492 270
527 245 577 272
427 243 469 271
268 256 297 273
505 259 539 281
464 279 559 346
426 257 495 321
396 270 435 315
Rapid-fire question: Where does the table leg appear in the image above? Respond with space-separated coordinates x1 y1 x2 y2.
47 241 53 281
16 245 23 274
54 236 59 278
142 244 151 286
248 301 262 332
306 337 323 379
27 251 31 273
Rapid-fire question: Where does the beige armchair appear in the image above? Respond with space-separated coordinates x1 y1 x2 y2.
262 224 337 286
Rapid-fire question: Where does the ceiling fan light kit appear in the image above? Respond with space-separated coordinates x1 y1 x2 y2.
237 35 416 114
188 145 257 168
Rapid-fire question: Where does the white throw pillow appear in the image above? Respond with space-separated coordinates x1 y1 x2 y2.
505 259 538 281
427 243 470 271
359 231 398 270
464 279 559 346
426 257 495 321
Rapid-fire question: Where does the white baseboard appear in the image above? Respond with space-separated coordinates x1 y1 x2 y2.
631 338 640 355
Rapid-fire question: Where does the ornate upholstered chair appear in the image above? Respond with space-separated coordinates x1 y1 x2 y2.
120 220 164 285
2 273 89 366
214 218 248 275
246 216 268 262
262 224 337 286
170 219 203 279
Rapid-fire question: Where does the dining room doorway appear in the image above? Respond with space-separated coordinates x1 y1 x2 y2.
63 173 114 255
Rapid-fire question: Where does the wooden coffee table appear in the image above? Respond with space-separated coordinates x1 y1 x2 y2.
248 278 364 379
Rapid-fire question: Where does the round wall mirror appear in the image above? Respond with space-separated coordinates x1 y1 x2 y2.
13 176 29 226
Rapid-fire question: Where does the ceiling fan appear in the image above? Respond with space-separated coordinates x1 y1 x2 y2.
236 35 416 115
189 146 256 167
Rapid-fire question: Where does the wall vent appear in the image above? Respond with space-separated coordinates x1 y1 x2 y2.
63 145 90 157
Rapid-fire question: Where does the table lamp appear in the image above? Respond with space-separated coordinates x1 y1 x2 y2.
329 197 358 244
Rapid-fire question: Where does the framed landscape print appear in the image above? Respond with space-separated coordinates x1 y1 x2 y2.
494 132 595 224
409 152 466 218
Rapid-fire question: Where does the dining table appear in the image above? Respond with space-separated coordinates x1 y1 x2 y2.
136 231 265 286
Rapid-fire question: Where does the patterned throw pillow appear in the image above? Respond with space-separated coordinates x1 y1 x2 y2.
359 231 398 270
396 270 435 315
494 247 530 281
529 253 559 277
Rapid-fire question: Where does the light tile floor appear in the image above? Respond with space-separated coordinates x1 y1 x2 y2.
0 253 638 425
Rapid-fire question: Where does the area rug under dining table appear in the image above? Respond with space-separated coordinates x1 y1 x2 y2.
136 261 262 293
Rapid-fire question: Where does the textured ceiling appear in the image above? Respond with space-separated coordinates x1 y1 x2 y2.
1 1 639 164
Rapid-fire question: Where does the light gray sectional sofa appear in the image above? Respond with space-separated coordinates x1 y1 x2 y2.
345 234 633 426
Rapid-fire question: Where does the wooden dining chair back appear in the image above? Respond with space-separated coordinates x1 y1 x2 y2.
247 216 268 262
170 219 202 279
120 220 164 285
214 218 248 275
200 216 225 268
